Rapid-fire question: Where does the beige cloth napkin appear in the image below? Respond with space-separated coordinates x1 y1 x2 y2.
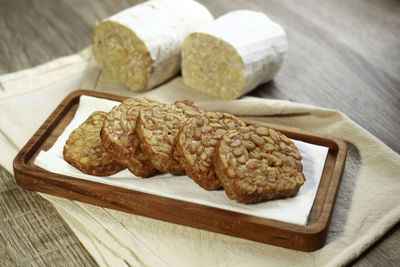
1 47 399 267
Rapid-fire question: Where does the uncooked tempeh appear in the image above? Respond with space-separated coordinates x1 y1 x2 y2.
182 10 287 100
93 0 213 92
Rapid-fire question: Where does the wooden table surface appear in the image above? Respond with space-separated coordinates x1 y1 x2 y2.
0 0 399 266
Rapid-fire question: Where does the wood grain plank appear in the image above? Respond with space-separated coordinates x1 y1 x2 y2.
0 167 97 266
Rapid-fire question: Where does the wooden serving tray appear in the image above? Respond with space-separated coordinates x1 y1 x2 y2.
13 90 347 252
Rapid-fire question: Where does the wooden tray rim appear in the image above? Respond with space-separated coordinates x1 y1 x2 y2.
13 90 347 251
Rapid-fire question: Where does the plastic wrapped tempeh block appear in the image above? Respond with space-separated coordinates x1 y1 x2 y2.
93 0 214 92
182 10 288 100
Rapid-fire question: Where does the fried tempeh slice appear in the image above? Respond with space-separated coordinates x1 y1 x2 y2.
63 111 125 176
176 112 245 190
100 97 160 177
136 100 203 174
214 125 305 204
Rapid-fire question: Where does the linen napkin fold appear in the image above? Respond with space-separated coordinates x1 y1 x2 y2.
1 48 399 267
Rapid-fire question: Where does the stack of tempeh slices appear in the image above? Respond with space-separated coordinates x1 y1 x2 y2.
64 98 305 204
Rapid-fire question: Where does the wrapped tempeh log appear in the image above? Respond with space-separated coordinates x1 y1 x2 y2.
182 10 288 100
93 0 214 92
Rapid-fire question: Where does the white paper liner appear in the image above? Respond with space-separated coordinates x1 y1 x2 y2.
34 95 328 226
